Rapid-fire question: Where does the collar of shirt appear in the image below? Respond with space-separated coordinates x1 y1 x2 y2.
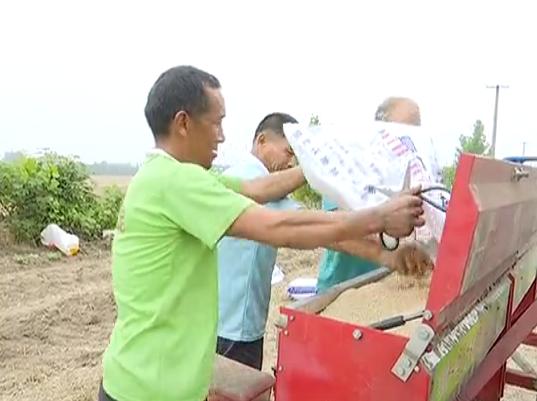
240 152 269 175
146 147 176 162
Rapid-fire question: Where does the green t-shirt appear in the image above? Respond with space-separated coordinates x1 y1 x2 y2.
102 152 255 401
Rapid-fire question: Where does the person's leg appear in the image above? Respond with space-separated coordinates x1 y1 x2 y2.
216 336 264 370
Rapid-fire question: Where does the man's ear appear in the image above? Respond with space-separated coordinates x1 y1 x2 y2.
256 132 267 145
172 111 189 137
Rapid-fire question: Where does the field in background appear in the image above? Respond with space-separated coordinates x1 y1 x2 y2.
91 175 132 194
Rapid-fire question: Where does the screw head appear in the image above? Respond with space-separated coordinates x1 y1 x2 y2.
290 315 295 321
283 330 289 336
423 310 433 321
352 329 362 340
278 366 283 372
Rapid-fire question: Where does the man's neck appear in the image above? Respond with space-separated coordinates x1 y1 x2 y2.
155 140 195 165
250 149 271 172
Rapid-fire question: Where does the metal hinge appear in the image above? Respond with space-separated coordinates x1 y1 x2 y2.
391 323 435 382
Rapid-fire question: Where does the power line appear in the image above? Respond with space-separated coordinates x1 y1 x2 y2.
486 84 509 157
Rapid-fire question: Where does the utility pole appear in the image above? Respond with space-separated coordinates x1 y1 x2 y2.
486 84 509 157
522 141 527 156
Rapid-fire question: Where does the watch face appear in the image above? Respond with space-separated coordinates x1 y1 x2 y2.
381 233 399 250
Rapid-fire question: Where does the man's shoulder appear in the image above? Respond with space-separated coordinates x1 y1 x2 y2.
222 155 268 180
137 154 215 183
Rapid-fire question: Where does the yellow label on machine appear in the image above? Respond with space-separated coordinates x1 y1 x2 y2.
423 278 511 401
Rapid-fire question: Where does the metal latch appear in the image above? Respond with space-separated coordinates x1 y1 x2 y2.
512 166 529 182
391 323 435 382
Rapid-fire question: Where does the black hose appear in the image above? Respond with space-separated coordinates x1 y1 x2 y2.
419 186 451 213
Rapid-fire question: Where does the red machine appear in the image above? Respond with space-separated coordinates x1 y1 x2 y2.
273 154 537 401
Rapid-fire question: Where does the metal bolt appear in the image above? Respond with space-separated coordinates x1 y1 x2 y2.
275 314 288 329
278 366 283 372
513 167 529 182
414 366 420 373
289 315 295 321
283 330 289 336
423 310 433 321
352 329 363 340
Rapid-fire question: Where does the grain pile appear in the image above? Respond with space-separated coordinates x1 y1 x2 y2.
321 272 432 337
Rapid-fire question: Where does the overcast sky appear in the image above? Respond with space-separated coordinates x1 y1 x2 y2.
1 0 535 167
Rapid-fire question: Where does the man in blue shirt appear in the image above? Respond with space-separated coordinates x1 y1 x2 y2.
216 112 301 370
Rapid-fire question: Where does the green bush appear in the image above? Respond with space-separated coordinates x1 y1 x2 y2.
292 183 322 209
441 165 456 189
97 185 125 232
0 153 124 243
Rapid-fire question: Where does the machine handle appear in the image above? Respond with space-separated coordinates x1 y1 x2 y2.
369 310 425 331
370 315 406 330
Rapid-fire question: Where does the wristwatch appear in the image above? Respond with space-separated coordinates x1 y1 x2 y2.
379 232 400 251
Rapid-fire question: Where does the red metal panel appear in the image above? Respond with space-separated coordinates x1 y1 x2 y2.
505 369 537 391
523 332 537 347
428 154 537 331
274 309 430 401
474 367 506 401
426 154 478 329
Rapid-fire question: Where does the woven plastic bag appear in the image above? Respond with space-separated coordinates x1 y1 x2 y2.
283 121 449 258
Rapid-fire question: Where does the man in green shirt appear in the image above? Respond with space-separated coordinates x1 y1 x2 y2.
99 66 426 401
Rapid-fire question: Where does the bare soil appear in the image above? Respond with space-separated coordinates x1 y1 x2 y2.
1 242 535 401
0 245 114 401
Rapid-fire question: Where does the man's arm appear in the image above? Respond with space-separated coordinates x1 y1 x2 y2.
328 238 433 276
227 191 425 250
328 237 383 265
238 166 305 204
227 206 383 249
165 164 424 252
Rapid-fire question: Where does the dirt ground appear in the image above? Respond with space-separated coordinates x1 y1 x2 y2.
1 243 536 401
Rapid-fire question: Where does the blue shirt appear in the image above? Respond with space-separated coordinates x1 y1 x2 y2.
217 154 300 342
316 197 379 294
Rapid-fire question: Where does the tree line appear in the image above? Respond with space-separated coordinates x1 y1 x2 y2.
2 151 139 176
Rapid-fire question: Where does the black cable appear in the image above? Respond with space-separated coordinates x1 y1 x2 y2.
419 186 451 213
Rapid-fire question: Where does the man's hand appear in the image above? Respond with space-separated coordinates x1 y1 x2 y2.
378 186 425 238
380 241 433 277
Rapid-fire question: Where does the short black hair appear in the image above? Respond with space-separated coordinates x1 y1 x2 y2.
253 112 298 140
144 65 221 138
